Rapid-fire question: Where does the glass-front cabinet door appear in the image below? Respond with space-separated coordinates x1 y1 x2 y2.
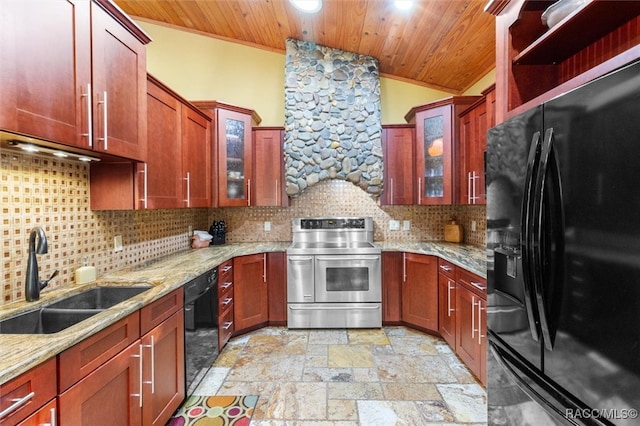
217 107 252 207
415 104 453 205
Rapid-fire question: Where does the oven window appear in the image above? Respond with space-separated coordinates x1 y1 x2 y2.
326 267 369 291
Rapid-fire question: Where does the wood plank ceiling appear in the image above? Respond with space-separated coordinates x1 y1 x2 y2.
114 0 496 94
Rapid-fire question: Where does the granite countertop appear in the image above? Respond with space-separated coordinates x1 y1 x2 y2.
0 241 485 385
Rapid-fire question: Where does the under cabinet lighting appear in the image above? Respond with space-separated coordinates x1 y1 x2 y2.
288 0 322 13
6 140 100 162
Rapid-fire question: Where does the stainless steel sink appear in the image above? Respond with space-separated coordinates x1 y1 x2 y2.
45 286 151 310
0 286 152 334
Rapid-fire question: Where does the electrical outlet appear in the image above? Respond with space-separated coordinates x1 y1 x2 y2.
114 235 123 252
389 220 400 230
264 221 271 232
403 220 411 231
188 225 193 235
471 220 477 231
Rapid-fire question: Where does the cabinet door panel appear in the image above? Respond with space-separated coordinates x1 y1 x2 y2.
142 311 185 426
146 79 182 208
267 252 287 323
217 109 252 206
91 2 147 160
0 0 91 148
58 342 141 426
253 128 285 206
234 254 268 330
455 286 483 378
401 253 438 331
415 105 452 205
438 273 456 348
382 126 415 205
182 106 211 207
382 252 403 323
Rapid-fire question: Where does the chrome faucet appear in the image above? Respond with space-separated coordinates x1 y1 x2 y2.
25 226 58 302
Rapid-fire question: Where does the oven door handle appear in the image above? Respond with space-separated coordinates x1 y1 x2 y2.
289 304 381 310
315 256 380 262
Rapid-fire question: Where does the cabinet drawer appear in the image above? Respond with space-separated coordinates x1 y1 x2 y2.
16 398 56 426
218 277 233 299
456 268 487 298
58 312 140 393
218 260 233 286
218 288 234 313
218 304 234 349
0 358 56 426
141 288 183 335
438 259 456 278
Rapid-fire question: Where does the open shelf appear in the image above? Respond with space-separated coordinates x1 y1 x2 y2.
514 1 640 65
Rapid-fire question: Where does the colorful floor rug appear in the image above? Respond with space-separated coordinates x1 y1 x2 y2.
167 395 258 426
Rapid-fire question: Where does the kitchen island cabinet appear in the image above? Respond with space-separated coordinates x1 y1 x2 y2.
0 0 150 160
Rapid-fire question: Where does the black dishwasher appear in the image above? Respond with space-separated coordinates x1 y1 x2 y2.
183 267 218 394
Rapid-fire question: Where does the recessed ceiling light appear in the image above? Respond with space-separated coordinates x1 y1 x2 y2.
394 0 415 11
288 0 322 13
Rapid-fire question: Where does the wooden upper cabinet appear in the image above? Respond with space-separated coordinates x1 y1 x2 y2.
91 1 149 161
192 101 261 207
182 104 212 208
0 0 91 148
406 97 479 205
0 0 150 160
381 125 415 205
490 0 640 122
253 127 288 207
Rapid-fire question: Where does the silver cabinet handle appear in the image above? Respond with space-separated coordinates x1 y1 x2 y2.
470 281 486 291
478 300 485 344
247 179 251 206
275 179 279 205
471 295 476 339
390 177 394 203
439 265 453 272
132 345 143 408
263 253 267 283
0 391 35 419
97 91 108 150
221 265 232 273
447 281 454 317
81 83 93 146
417 177 422 203
140 163 148 208
184 172 191 207
221 281 232 289
402 252 407 283
222 297 233 306
223 321 233 330
49 406 57 426
142 335 155 393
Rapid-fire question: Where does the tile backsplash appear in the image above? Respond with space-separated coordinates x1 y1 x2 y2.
1 151 485 306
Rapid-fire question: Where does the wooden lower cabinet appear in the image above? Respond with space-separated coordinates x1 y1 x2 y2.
266 252 287 324
217 259 234 350
401 253 438 331
16 398 56 426
455 274 487 386
234 254 269 331
382 252 403 323
438 273 457 348
58 341 142 426
142 310 185 426
0 358 56 426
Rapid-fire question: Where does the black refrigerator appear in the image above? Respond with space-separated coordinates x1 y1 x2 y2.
487 59 640 425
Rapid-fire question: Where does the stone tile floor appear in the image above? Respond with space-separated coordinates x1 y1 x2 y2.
192 326 487 425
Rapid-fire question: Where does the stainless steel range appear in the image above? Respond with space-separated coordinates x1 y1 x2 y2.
287 217 382 328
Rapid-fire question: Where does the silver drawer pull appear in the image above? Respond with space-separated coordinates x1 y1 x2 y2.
223 321 233 330
221 282 232 289
222 297 233 305
439 265 453 272
0 391 35 419
221 265 232 272
289 304 380 310
470 281 487 291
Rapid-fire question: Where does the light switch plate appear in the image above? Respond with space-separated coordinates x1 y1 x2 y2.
389 220 400 230
114 235 123 252
471 220 477 231
403 220 411 231
264 221 271 232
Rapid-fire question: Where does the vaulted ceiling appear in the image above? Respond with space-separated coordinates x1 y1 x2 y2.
114 0 496 94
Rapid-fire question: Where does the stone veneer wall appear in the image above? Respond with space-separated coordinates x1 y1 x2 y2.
284 39 383 197
2 153 484 306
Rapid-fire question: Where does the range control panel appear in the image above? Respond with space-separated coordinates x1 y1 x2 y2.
300 218 367 230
